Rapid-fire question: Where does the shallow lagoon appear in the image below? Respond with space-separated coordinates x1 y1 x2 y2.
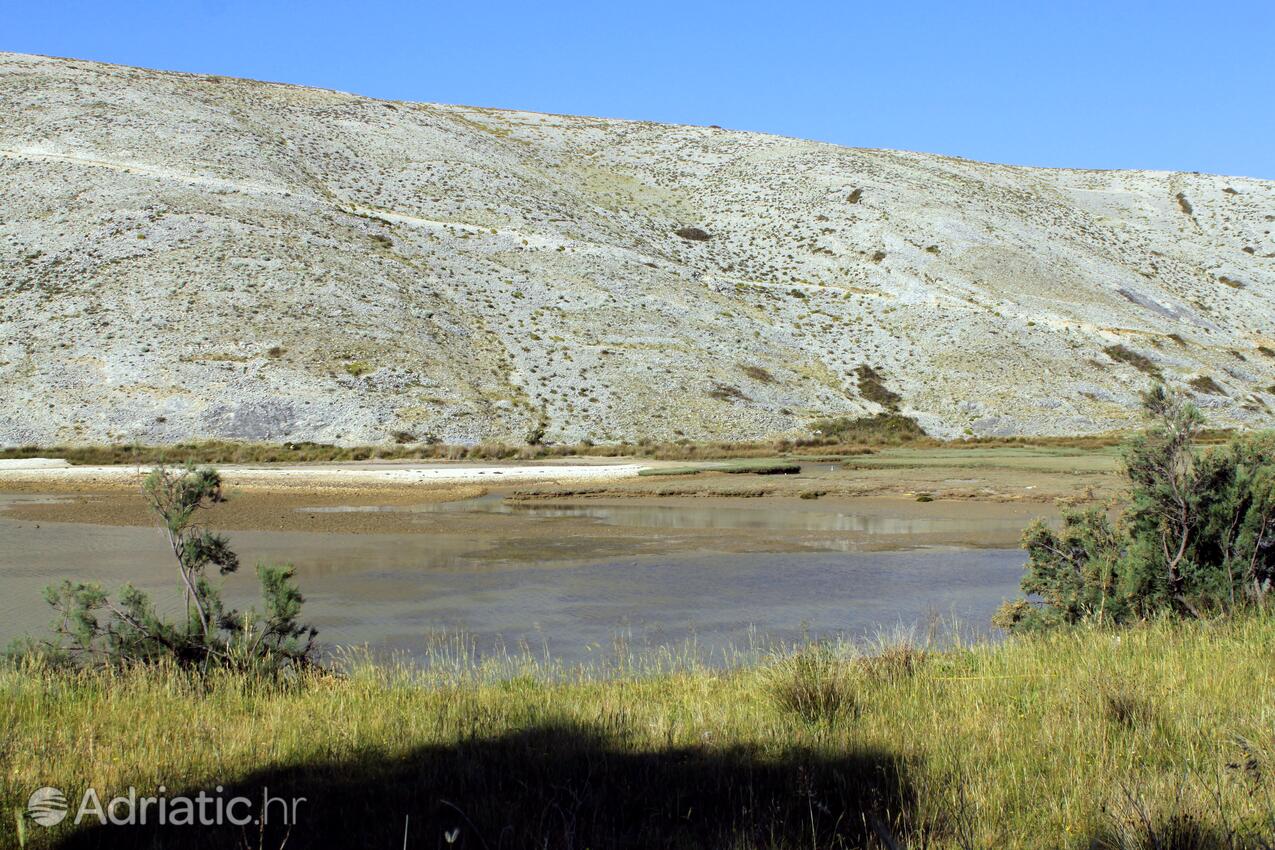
0 492 1026 665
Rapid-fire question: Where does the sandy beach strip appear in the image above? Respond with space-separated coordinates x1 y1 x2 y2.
0 458 650 490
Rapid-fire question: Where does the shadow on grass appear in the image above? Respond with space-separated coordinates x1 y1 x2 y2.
50 720 917 849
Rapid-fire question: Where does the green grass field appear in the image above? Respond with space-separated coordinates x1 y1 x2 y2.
839 446 1125 474
6 617 1275 849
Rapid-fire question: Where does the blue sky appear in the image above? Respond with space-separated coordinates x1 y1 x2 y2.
6 0 1274 177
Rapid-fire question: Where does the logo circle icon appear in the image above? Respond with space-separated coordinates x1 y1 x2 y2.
27 786 69 827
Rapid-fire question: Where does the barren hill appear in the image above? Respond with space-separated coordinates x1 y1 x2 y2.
2 52 1273 446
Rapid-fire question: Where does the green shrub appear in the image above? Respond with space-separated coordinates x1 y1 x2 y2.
739 364 776 383
1103 345 1161 378
811 413 926 444
1188 375 1227 396
12 465 318 673
996 385 1275 631
855 364 902 408
674 226 711 241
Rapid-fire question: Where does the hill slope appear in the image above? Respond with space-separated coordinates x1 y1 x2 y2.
2 52 1274 446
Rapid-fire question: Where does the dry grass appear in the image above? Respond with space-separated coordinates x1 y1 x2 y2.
0 426 1237 470
5 617 1275 847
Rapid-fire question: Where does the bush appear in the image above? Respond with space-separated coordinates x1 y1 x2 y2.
14 465 318 673
809 413 926 444
674 226 711 241
855 364 902 409
1189 375 1227 396
1103 345 1161 379
995 385 1275 631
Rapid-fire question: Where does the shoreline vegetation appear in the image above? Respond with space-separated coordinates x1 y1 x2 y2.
6 387 1275 848
0 428 1240 470
0 411 1193 467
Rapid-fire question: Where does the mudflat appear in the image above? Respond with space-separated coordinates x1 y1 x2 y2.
0 446 1118 542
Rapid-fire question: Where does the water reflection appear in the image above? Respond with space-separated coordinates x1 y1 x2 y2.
0 506 1026 666
303 496 1030 537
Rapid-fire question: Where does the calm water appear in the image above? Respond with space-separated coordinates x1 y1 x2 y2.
314 494 1032 537
0 495 1027 665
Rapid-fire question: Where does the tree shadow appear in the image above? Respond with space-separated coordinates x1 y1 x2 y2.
51 720 919 849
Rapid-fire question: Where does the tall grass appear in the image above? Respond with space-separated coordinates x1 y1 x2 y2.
5 617 1275 848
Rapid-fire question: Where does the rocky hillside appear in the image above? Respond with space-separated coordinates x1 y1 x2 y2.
2 52 1273 446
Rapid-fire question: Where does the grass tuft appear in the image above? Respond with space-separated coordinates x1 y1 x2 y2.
764 643 857 724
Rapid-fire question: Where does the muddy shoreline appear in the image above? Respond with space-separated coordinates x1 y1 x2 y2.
0 448 1114 540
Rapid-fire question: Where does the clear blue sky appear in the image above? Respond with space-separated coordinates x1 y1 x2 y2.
7 0 1274 178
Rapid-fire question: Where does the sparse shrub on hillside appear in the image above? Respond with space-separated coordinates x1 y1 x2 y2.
1189 375 1227 396
855 364 902 409
707 383 750 403
739 364 776 383
996 385 1275 631
525 422 547 446
344 361 372 377
674 226 711 241
1104 344 1162 379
